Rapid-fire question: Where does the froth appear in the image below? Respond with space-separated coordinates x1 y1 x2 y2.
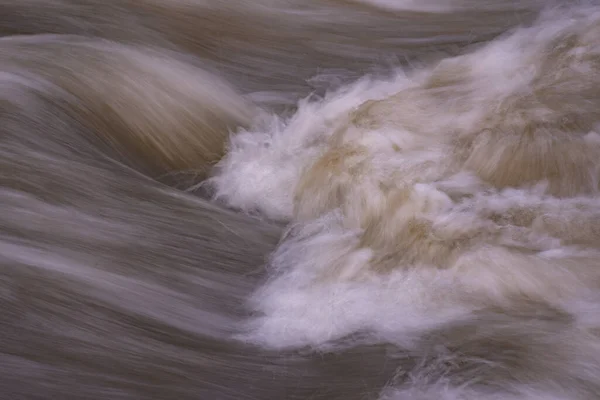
211 2 600 364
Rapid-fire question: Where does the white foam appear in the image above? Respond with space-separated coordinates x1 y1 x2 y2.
212 3 600 360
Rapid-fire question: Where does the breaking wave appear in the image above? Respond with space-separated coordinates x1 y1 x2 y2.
1 0 600 399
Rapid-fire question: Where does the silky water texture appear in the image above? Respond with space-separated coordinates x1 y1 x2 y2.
1 1 600 399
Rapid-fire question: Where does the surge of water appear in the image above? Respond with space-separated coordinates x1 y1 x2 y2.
1 1 600 399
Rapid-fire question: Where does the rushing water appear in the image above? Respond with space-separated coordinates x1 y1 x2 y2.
1 1 600 399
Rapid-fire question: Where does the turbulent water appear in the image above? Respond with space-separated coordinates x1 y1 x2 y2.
2 1 600 399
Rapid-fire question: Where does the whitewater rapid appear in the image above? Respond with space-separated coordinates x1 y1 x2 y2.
2 0 600 399
209 4 600 397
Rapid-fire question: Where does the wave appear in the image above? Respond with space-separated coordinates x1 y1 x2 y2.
1 0 600 399
211 3 600 398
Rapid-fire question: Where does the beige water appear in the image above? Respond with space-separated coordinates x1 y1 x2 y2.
1 1 599 399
